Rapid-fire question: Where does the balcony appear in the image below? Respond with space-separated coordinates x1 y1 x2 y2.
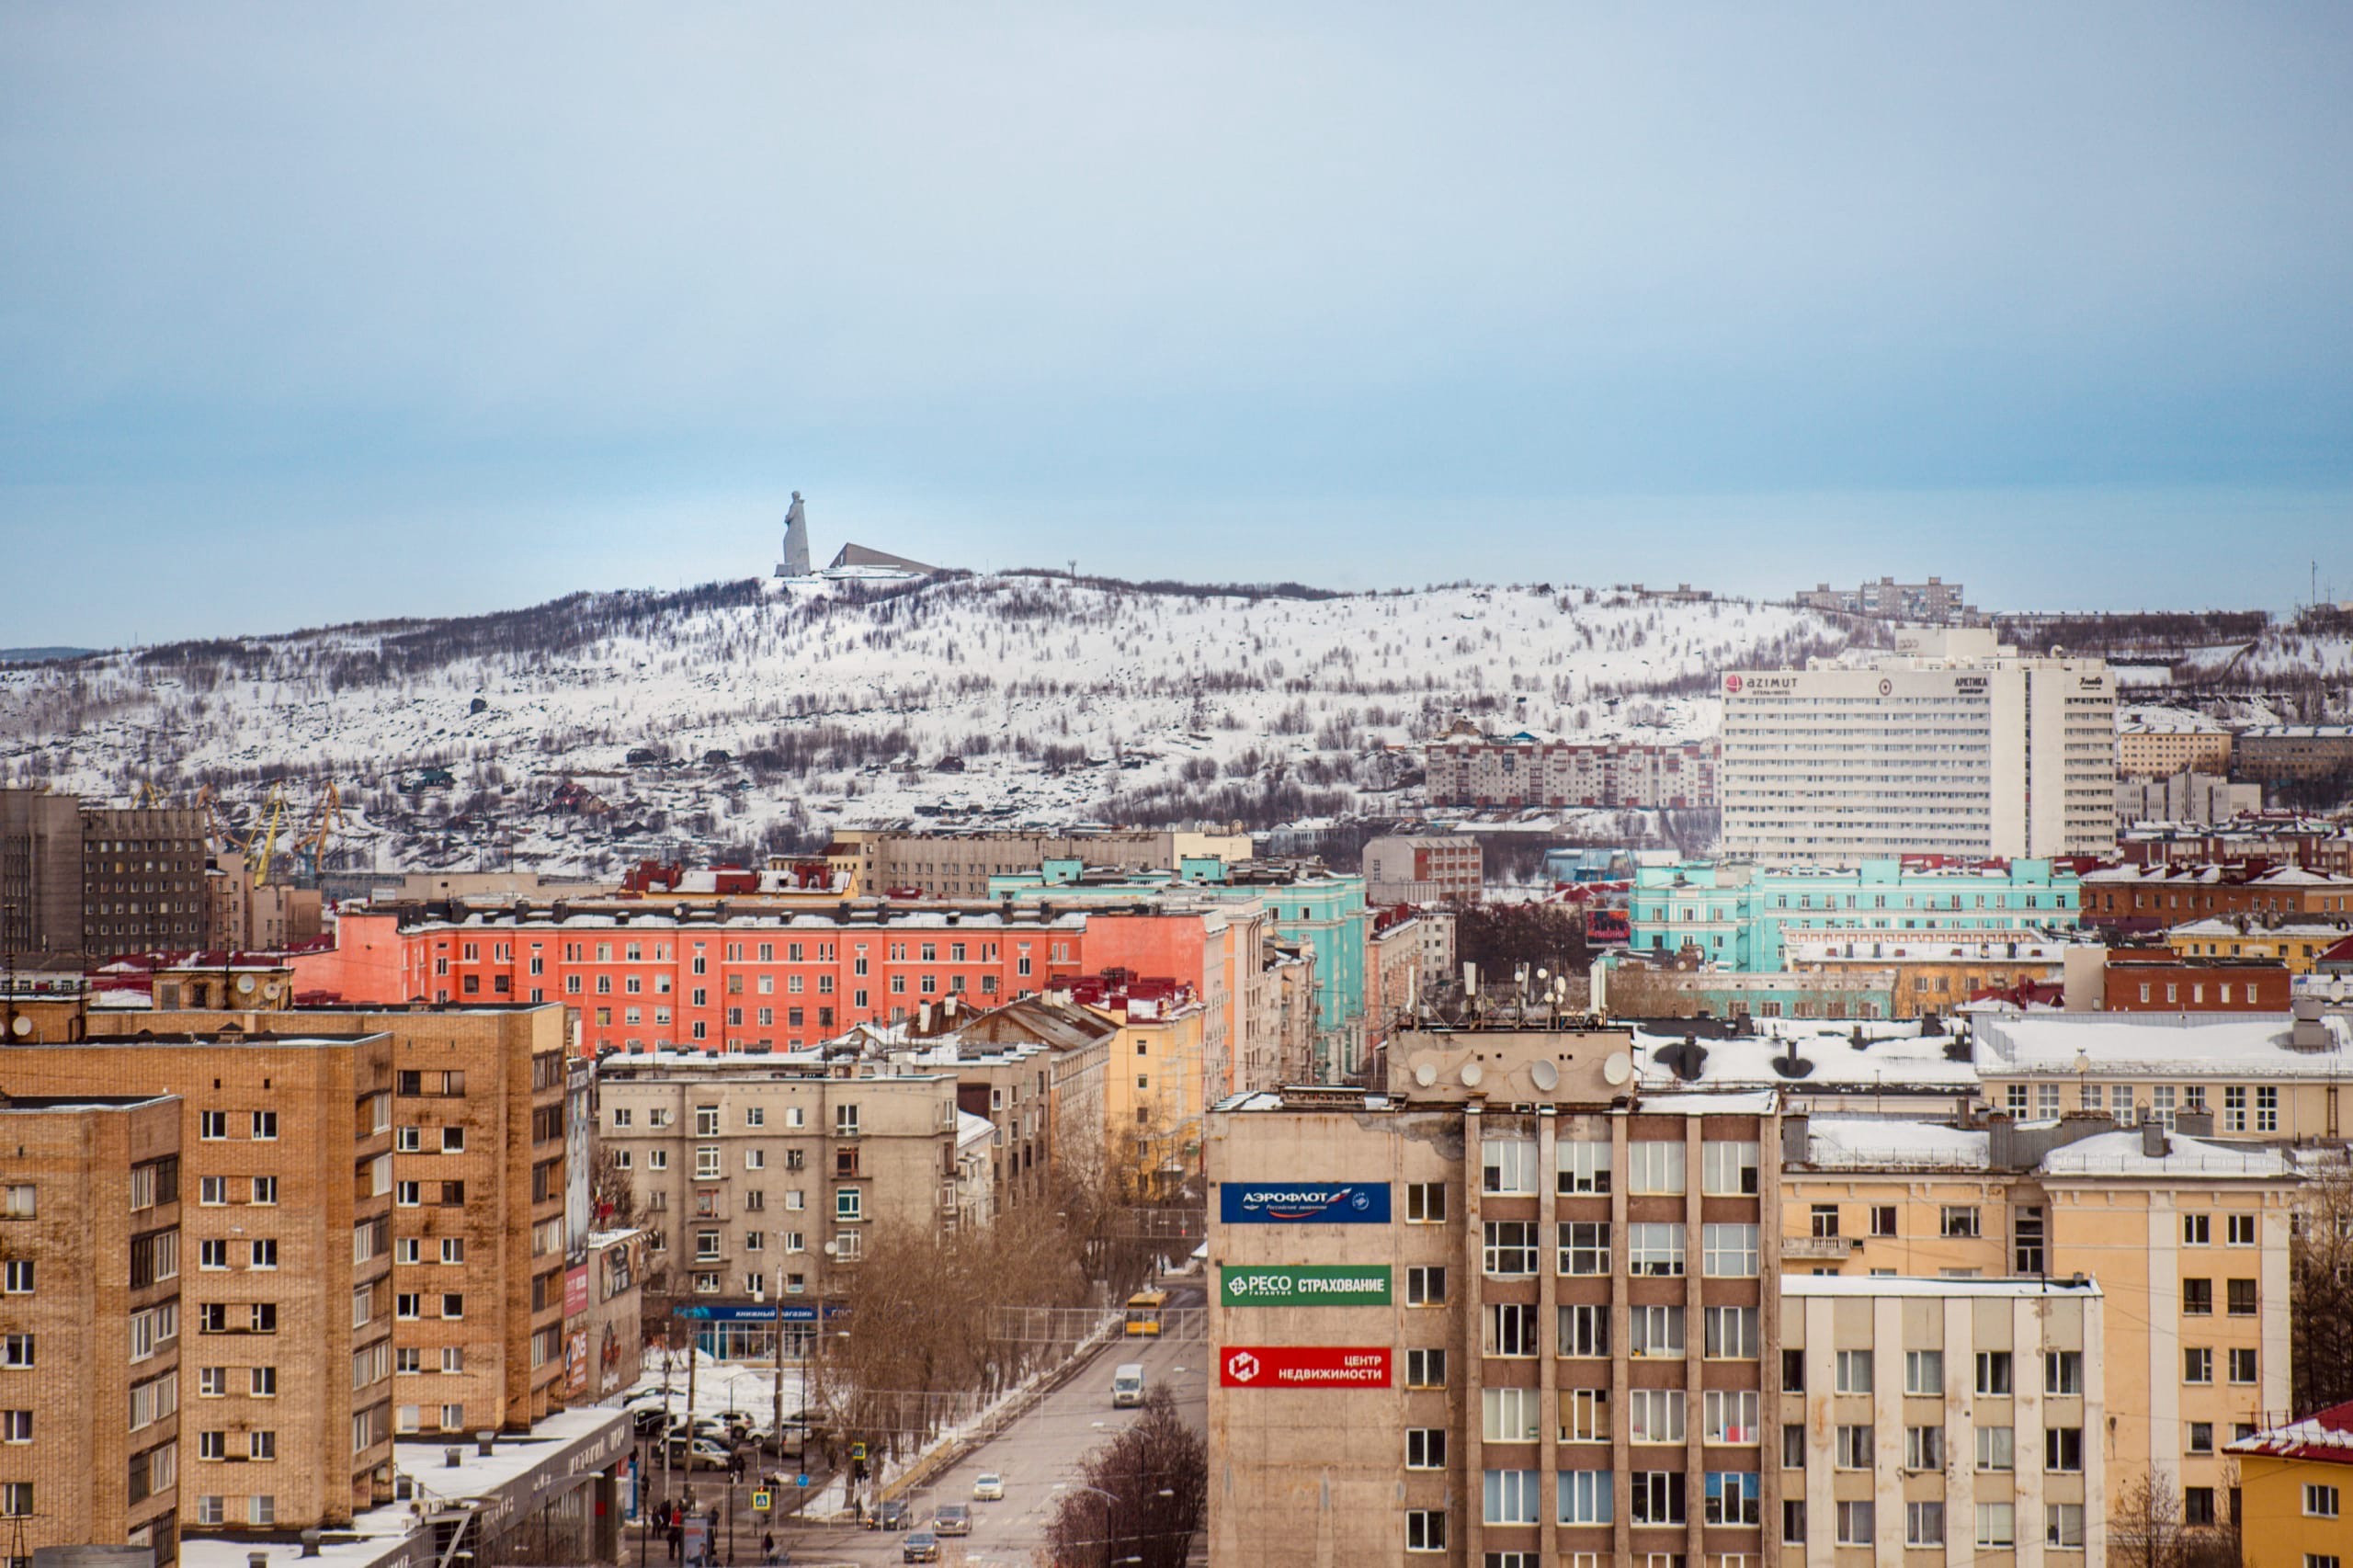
1784 1234 1859 1262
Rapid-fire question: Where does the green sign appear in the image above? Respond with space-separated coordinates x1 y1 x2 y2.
1220 1264 1392 1306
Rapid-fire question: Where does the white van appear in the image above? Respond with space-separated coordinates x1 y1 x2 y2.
1111 1362 1146 1408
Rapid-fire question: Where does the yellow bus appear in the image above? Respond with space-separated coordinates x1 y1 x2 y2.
1123 1288 1168 1336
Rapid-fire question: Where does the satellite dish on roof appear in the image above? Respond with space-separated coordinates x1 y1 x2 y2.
1602 1052 1632 1086
1460 1062 1484 1087
1413 1060 1437 1087
7 1017 28 1038
1529 1060 1560 1093
236 974 256 994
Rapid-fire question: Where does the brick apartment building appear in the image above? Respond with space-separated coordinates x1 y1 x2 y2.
2078 863 2353 930
2100 950 2294 1012
1424 736 1720 811
1362 835 1483 904
0 1092 185 1563
1207 1024 1783 1566
0 790 208 959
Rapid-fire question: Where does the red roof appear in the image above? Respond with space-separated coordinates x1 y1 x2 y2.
2229 1397 2353 1466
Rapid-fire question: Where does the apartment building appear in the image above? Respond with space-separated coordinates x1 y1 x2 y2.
0 1031 398 1531
937 993 1114 1199
2081 863 2353 930
1627 857 2080 972
2228 1398 2353 1568
822 827 1251 902
1720 628 2116 863
1780 934 2075 1020
0 1092 184 1564
2116 769 2262 827
1206 1024 1784 1567
595 1052 964 1358
1423 736 1720 811
1362 835 1484 904
0 790 80 957
2119 819 2353 875
2235 725 2353 782
1779 1275 2104 1564
2103 950 2294 1012
79 804 211 956
1069 975 1208 1197
1795 576 1973 622
1779 1111 2295 1522
206 853 324 951
1367 907 1454 1057
99 1004 574 1436
2116 724 2235 779
1972 1004 2353 1144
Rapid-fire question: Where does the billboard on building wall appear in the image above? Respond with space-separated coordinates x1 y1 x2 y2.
1219 1265 1392 1306
1218 1346 1391 1387
565 1265 591 1317
1219 1182 1391 1223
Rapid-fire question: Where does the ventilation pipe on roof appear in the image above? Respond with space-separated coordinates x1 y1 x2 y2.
2141 1121 2170 1160
2290 994 2333 1053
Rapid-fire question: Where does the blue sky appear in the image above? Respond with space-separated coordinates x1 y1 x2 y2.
4 2 2349 645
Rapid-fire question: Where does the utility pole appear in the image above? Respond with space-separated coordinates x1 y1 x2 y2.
770 1269 785 1470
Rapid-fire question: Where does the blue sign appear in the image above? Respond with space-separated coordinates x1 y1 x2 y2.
672 1302 847 1324
1220 1182 1392 1224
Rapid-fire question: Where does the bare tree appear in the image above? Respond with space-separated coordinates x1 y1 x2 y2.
1041 1386 1207 1568
2110 1473 2240 1568
2293 1154 2353 1413
589 1142 636 1228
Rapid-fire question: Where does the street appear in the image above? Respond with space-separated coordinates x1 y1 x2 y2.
745 1289 1207 1566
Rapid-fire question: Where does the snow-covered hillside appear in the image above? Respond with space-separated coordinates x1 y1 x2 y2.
0 574 1855 877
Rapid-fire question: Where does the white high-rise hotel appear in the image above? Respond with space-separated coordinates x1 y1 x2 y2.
1720 628 2116 864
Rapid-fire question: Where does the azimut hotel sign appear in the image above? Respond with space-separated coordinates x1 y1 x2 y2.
1219 1182 1391 1224
1219 1346 1392 1388
1220 1265 1392 1306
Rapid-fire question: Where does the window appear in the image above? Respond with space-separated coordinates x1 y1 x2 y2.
1901 1347 1943 1395
250 1495 277 1528
2045 1503 2085 1551
2047 1426 2083 1471
1628 1304 1683 1358
1975 1426 2014 1471
2187 1421 2214 1455
1405 1266 1446 1306
1559 1221 1610 1275
2258 1086 2279 1131
199 1176 226 1206
1973 1501 2016 1549
1870 1203 1898 1237
1941 1205 1979 1238
1483 1221 1539 1277
1704 1390 1759 1445
251 1429 278 1460
1976 1350 2012 1394
1704 1306 1757 1359
2228 1278 2258 1315
2185 1488 2218 1527
2185 1213 2211 1245
1630 1389 1685 1444
2230 1347 2258 1384
2229 1212 2257 1246
1560 1304 1608 1358
1405 1428 1447 1470
1404 1510 1446 1551
2183 1277 2213 1315
1629 1222 1685 1276
1703 1471 1759 1527
2307 1483 2342 1518
835 1187 863 1222
2046 1349 2082 1393
1834 1500 1873 1547
1702 1223 1758 1277
1404 1348 1447 1389
1483 1468 1541 1526
1557 1471 1612 1526
1484 1303 1539 1358
1906 1500 1946 1548
0 1411 25 1443
1834 1425 1872 1469
1562 1388 1609 1444
0 1483 30 1518
1782 1501 1807 1542
1629 1141 1686 1194
199 1110 226 1140
1701 1140 1758 1195
2185 1346 2213 1384
1482 1137 1538 1195
1405 1181 1447 1222
1810 1204 1840 1239
1557 1141 1610 1194
1630 1471 1685 1527
1835 1349 1872 1394
1780 1348 1804 1392
251 1109 278 1140
251 1176 277 1204
1904 1426 1943 1471
1483 1387 1541 1444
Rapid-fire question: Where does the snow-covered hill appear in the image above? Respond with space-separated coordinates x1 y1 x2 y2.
0 574 1858 877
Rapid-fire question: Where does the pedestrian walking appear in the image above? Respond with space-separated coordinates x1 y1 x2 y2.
759 1532 775 1566
665 1523 681 1562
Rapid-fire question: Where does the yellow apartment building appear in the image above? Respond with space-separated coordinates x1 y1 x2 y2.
2227 1398 2353 1568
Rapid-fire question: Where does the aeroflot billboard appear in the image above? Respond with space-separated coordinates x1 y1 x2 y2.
1219 1182 1391 1223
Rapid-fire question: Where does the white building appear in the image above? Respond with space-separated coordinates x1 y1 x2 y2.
1720 628 2115 864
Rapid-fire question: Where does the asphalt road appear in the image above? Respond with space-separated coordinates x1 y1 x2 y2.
778 1285 1209 1567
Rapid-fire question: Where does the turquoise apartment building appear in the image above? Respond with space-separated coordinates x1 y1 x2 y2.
990 856 1370 1079
1627 858 2081 972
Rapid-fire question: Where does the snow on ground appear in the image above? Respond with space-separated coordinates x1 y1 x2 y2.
0 575 1848 876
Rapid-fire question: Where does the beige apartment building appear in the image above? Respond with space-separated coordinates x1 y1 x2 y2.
0 1092 185 1564
101 1004 574 1435
1780 1112 2295 1528
0 1030 399 1531
820 827 1252 902
1207 1024 1785 1568
2116 724 2234 779
1779 1274 2105 1565
1972 1004 2353 1144
596 1051 964 1354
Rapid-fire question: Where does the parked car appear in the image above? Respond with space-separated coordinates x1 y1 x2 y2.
902 1532 941 1564
868 1499 912 1530
661 1435 734 1471
631 1406 673 1438
972 1472 1005 1501
935 1504 972 1537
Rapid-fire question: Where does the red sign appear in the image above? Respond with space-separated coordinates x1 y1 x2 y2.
1219 1346 1391 1388
565 1264 591 1317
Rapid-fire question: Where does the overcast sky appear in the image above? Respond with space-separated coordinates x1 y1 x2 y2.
4 3 2350 645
